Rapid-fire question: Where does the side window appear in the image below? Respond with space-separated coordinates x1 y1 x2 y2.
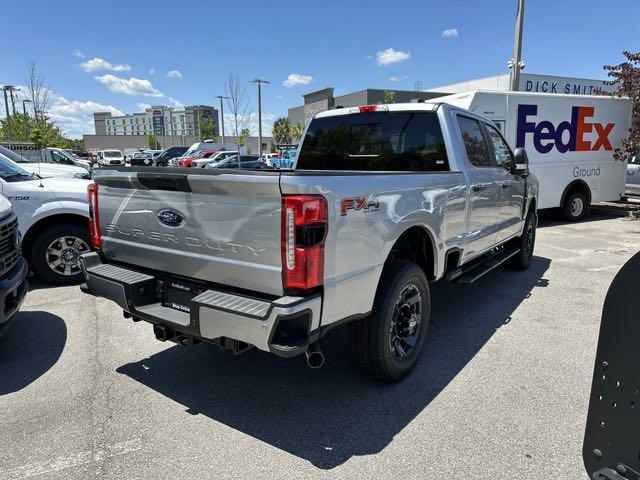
485 124 514 170
51 150 71 165
457 116 492 167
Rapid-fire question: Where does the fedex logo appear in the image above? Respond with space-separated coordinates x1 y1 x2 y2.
516 104 614 154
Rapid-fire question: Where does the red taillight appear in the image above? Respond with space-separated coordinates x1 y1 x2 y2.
281 195 328 292
87 182 101 249
358 105 377 113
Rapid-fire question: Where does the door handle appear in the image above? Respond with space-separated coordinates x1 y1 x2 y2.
501 182 510 189
472 185 487 192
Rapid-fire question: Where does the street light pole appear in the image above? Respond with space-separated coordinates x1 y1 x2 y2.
22 99 32 138
2 87 11 141
249 79 269 158
509 0 526 91
216 95 229 144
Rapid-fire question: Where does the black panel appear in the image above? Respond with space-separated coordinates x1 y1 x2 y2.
583 251 640 479
137 173 192 192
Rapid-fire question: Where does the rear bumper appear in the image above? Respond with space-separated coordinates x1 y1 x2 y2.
0 257 28 331
79 252 322 357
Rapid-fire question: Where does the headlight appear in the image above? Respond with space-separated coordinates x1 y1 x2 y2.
74 172 92 179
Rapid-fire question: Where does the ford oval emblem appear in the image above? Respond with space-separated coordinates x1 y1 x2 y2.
157 208 185 228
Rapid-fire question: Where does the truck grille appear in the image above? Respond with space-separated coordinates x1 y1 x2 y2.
0 214 20 276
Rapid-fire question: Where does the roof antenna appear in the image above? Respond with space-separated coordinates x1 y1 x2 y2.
37 146 43 188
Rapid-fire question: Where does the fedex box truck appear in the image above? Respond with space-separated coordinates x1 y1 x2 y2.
439 90 632 220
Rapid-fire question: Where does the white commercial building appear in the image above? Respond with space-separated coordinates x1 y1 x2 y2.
426 73 615 96
94 104 218 138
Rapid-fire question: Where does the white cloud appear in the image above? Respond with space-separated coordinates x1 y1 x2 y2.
283 74 313 88
441 28 459 38
136 102 152 111
166 69 183 79
80 57 131 72
94 74 163 97
389 75 408 82
49 97 123 139
149 68 156 75
376 48 411 66
223 112 276 137
72 49 85 59
168 97 184 108
0 83 122 139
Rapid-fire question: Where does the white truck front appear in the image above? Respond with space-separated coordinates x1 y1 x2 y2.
0 155 90 284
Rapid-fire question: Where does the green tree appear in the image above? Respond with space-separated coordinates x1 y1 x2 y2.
0 113 33 142
147 132 160 149
272 117 291 145
236 128 250 147
383 90 396 104
199 115 217 141
604 50 640 161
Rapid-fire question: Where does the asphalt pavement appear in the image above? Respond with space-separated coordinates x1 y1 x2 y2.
1 205 639 479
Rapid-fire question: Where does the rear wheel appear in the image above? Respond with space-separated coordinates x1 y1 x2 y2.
563 190 590 221
349 261 430 382
31 223 90 285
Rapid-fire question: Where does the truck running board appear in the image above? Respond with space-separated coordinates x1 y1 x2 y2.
446 246 520 284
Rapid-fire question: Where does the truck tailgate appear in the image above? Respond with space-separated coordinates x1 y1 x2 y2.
94 169 283 296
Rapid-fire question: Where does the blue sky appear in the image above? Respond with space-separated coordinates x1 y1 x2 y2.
2 0 638 138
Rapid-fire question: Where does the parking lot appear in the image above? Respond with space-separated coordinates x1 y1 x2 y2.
0 205 638 479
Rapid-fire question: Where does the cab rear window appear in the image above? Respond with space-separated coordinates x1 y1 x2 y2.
296 111 449 171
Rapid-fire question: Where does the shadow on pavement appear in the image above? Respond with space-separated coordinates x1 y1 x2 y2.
117 256 551 469
0 311 67 395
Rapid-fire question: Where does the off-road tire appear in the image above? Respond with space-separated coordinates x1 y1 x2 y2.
508 210 537 270
349 260 430 382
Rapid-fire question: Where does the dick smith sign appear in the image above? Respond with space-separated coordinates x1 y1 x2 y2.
520 74 615 96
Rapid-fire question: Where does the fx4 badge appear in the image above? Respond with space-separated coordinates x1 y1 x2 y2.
340 196 380 216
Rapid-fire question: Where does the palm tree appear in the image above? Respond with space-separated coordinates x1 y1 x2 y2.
290 122 304 143
272 117 292 145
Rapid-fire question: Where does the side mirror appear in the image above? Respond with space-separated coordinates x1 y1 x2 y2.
513 148 529 177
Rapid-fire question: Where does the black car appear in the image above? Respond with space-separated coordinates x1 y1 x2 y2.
155 146 189 167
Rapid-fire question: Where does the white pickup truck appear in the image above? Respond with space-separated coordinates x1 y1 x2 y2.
0 155 90 284
0 145 91 179
81 102 539 381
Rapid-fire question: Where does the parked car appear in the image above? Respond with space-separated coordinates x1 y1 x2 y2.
0 146 90 179
624 153 640 199
0 155 91 284
67 149 95 164
1 144 92 171
80 101 538 382
177 150 217 168
185 141 237 156
0 193 28 335
440 90 632 221
271 148 297 169
204 154 263 169
130 151 154 167
192 150 238 168
156 146 189 167
97 150 125 167
262 153 278 167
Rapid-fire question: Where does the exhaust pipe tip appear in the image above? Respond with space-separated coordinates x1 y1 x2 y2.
305 343 324 369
